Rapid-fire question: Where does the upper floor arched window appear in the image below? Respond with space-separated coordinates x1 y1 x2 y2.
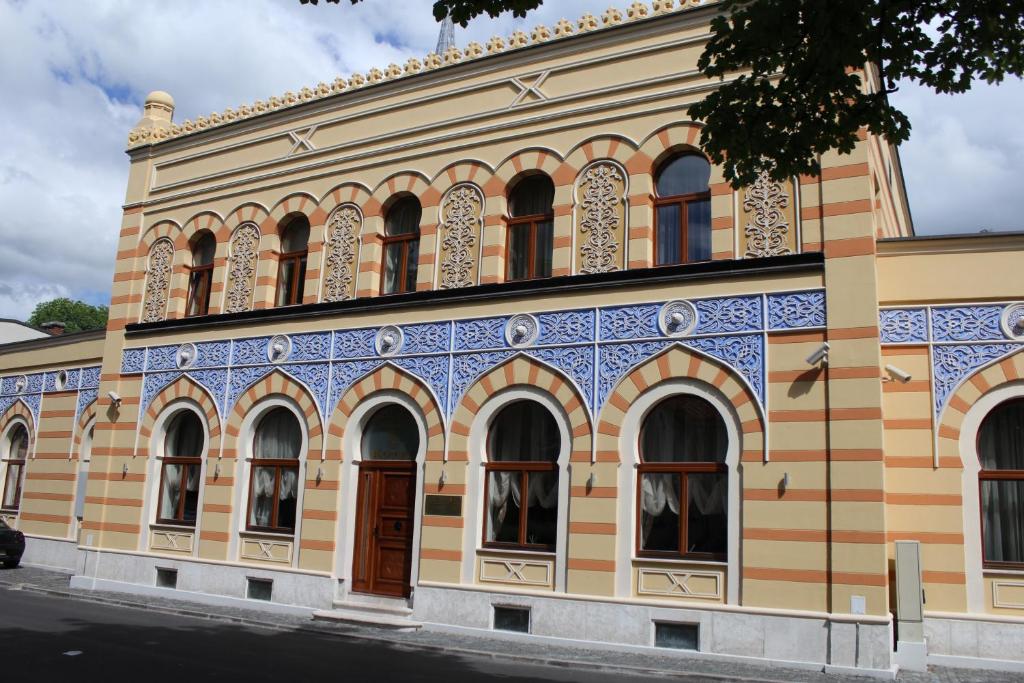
484 400 560 550
382 197 421 295
248 407 302 533
1 423 28 511
978 397 1024 567
654 154 712 266
186 232 216 317
507 175 555 282
638 394 727 559
158 410 204 525
276 216 310 307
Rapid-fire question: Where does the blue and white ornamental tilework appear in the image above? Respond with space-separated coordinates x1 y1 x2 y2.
879 303 1024 417
0 365 101 427
120 290 828 424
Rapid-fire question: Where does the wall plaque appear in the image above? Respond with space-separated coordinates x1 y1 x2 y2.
424 494 462 517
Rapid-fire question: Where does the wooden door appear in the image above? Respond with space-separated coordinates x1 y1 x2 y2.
351 462 416 597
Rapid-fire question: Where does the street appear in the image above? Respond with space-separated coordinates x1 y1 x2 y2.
0 588 678 683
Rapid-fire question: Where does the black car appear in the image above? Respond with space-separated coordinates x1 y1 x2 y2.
0 519 25 568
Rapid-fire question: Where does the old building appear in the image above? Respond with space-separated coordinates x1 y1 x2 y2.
1 0 1022 675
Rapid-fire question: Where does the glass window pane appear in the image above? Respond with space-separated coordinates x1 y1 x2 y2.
187 270 209 316
386 197 422 236
183 464 201 523
656 155 711 197
159 462 183 520
276 259 296 306
525 470 558 546
362 404 419 461
405 239 420 292
488 401 560 462
656 204 681 266
687 199 711 262
281 217 311 253
165 412 204 458
509 175 554 217
294 256 307 304
192 233 216 266
979 399 1024 471
982 479 1024 563
255 408 302 460
687 472 727 555
383 242 402 294
8 426 28 460
277 468 298 530
640 396 728 463
487 470 522 543
3 463 23 508
507 224 529 281
249 466 276 528
534 221 553 278
640 472 680 552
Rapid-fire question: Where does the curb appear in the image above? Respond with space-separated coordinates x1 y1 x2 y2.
0 578 811 683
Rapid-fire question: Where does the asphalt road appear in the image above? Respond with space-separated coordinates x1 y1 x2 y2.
0 588 677 683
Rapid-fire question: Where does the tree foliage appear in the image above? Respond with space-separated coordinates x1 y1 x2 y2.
301 0 1024 185
26 298 108 334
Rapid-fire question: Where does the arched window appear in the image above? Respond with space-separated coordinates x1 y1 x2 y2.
978 398 1024 566
638 395 727 559
654 155 712 266
74 424 94 522
185 232 216 317
247 407 302 533
484 401 560 550
506 175 555 281
157 411 203 525
361 404 418 461
276 216 311 307
382 197 421 295
1 424 28 510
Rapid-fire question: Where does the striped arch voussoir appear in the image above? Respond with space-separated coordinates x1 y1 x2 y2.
938 348 1024 455
224 202 271 236
596 345 764 462
0 400 35 446
227 370 322 449
318 183 372 218
449 355 591 463
564 135 639 172
178 211 226 250
139 221 181 256
373 172 435 209
139 375 222 446
494 148 566 185
71 400 99 453
268 192 319 225
328 363 444 462
430 160 495 196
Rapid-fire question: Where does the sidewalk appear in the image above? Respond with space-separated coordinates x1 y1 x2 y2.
0 565 1003 683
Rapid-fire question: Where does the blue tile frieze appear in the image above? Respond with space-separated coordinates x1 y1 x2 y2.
0 364 100 428
931 306 1004 343
696 296 762 334
767 291 826 330
599 305 660 341
879 308 928 344
454 317 507 351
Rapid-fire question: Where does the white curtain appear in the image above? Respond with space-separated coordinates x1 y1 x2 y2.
487 471 520 542
255 408 301 460
165 412 203 458
640 395 727 463
159 463 182 519
641 473 679 547
488 401 559 462
249 467 275 527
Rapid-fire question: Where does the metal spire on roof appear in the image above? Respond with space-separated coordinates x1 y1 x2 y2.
435 14 455 55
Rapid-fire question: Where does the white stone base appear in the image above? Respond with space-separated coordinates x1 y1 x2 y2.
925 616 1024 673
894 641 928 671
71 547 333 614
412 583 895 676
20 534 78 571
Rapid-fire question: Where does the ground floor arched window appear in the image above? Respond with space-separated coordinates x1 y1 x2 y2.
157 411 204 525
978 397 1024 567
247 407 302 533
1 423 29 510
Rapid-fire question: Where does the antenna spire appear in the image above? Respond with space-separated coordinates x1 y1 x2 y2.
435 14 455 55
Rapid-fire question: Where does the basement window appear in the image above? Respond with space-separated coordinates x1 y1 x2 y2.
654 621 698 650
247 578 273 601
493 605 530 633
155 568 178 589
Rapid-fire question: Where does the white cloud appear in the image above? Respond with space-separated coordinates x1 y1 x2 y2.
0 0 1019 321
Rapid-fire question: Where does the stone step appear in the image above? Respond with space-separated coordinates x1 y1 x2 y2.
331 596 413 618
313 607 422 631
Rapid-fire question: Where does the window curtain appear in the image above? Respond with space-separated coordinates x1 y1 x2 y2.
159 463 182 520
361 405 419 461
250 467 275 527
9 427 27 459
656 155 710 197
166 412 203 458
386 198 422 235
487 471 520 541
641 472 679 547
2 463 22 508
640 396 727 463
255 409 301 459
281 218 311 253
980 400 1024 562
509 176 554 217
488 402 559 462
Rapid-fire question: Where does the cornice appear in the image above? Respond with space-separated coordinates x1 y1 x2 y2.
125 0 719 152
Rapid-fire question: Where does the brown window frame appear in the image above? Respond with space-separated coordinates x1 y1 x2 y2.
505 212 554 282
481 460 558 552
155 456 202 526
635 459 727 562
653 189 711 267
1 426 28 511
185 262 214 317
245 459 300 534
275 249 308 307
381 230 419 295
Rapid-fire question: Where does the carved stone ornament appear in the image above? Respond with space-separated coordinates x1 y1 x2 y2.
322 206 360 302
505 314 540 347
176 343 198 370
578 163 624 274
14 375 28 393
141 238 175 323
743 171 792 258
267 335 292 363
658 300 699 337
55 370 68 391
376 326 404 356
225 224 260 314
1002 303 1024 340
439 185 483 289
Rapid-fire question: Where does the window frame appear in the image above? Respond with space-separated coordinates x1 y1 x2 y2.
505 212 554 282
185 262 214 317
1 423 29 512
245 407 303 535
653 155 712 267
381 197 422 296
977 397 1024 570
634 460 727 562
155 411 205 527
275 249 308 307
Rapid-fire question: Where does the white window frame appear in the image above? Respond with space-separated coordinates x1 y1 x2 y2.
0 417 31 514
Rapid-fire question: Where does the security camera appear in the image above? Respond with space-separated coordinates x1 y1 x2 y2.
107 391 122 406
805 342 830 367
885 364 913 383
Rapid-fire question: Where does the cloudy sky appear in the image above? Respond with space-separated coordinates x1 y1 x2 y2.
0 0 1020 321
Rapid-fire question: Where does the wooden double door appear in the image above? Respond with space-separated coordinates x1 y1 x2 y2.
351 461 416 597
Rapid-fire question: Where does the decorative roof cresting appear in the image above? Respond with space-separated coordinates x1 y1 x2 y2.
126 0 715 148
